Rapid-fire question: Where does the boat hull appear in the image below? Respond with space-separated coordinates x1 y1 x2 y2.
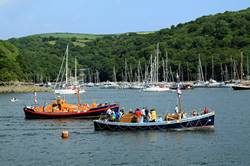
54 89 85 94
23 104 119 119
143 87 170 92
232 85 250 90
94 112 215 131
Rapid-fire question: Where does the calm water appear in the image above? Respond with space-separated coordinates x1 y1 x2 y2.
0 88 250 166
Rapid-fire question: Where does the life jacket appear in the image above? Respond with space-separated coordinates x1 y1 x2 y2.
91 102 97 108
151 110 157 121
135 110 142 117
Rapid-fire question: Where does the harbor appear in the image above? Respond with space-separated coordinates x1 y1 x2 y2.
0 87 249 165
1 0 250 165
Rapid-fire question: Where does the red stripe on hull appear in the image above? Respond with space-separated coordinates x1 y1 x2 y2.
23 105 119 119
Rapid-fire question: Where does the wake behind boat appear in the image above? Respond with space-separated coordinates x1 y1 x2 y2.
54 85 85 95
10 97 18 102
143 83 171 92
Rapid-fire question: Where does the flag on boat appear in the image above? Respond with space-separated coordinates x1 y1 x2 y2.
176 73 181 96
34 92 37 104
177 84 182 96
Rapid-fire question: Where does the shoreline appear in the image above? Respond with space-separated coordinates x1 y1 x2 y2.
0 85 53 93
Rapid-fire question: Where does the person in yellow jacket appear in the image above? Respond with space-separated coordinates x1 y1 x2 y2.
91 100 97 108
151 109 157 122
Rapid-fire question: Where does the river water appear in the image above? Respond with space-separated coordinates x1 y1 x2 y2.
0 88 249 166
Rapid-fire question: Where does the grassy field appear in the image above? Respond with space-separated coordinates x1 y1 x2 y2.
0 85 52 93
33 32 111 40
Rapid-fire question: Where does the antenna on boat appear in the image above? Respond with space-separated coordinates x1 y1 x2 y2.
176 74 182 114
77 87 81 110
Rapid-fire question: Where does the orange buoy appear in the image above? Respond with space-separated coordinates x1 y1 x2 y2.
61 130 69 139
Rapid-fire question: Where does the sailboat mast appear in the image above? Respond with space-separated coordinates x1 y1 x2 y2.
212 56 214 80
75 57 77 84
220 63 224 81
230 56 233 80
176 74 182 114
65 45 69 85
150 54 153 83
156 43 159 83
186 62 190 81
198 54 204 81
247 56 249 79
240 52 243 80
165 51 169 82
162 59 165 82
113 66 117 82
225 65 228 81
125 59 128 82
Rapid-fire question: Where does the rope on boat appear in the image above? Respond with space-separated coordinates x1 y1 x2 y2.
107 123 117 131
118 125 128 130
96 121 107 130
128 125 138 130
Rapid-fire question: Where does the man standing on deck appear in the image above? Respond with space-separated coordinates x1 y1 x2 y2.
175 105 179 114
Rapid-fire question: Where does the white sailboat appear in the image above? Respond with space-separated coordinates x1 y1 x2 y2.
193 54 207 88
54 45 85 95
143 43 171 92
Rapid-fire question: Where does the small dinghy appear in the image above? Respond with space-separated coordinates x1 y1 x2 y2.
10 97 18 102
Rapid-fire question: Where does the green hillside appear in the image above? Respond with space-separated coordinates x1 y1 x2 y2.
0 41 24 81
31 32 109 40
5 8 250 82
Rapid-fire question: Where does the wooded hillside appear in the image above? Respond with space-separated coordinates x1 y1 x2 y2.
3 8 250 82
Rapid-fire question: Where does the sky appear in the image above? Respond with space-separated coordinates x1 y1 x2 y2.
0 0 250 39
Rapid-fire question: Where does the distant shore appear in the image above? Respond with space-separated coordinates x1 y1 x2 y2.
0 82 52 93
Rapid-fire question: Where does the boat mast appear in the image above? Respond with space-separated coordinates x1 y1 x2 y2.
225 65 228 81
198 54 204 81
124 59 128 82
186 62 190 81
113 66 117 82
212 56 214 80
165 51 169 82
233 60 238 80
156 43 159 83
240 52 243 80
176 74 182 114
150 54 153 83
162 59 165 82
75 57 77 84
65 45 69 85
220 63 224 82
247 56 249 79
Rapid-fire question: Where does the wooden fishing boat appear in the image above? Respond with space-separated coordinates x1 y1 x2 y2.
94 76 215 131
23 89 119 119
94 111 214 131
24 103 119 119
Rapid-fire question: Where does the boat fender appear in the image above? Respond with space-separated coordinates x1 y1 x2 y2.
61 130 69 139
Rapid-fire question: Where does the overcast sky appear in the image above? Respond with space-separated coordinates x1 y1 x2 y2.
1 0 250 39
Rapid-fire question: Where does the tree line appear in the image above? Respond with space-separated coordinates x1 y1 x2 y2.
1 8 250 82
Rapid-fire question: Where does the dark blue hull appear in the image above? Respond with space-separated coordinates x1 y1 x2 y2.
94 112 215 131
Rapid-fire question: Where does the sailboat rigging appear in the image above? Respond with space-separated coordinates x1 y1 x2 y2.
54 45 85 94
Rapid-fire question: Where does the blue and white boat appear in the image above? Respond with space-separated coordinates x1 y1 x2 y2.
94 111 214 131
94 77 215 131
